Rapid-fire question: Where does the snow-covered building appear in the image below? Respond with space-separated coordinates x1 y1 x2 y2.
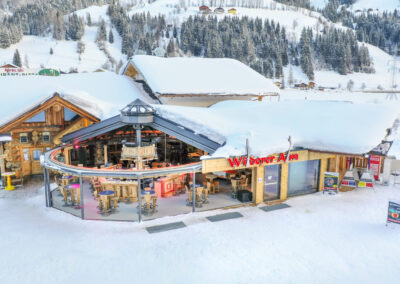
0 72 148 179
40 99 398 222
122 55 280 107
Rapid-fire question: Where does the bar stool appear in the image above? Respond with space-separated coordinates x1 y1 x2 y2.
214 181 220 193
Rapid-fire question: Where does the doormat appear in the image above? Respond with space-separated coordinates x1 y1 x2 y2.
145 221 186 234
206 212 243 222
259 203 290 212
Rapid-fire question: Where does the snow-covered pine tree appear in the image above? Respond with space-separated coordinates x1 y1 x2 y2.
13 49 22 67
53 11 64 40
109 30 114 44
97 19 107 42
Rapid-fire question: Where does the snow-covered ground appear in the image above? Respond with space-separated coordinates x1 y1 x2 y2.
0 179 399 283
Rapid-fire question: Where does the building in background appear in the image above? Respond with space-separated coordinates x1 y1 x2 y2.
122 55 280 107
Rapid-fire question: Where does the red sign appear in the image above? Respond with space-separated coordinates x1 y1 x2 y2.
369 155 381 180
228 152 299 168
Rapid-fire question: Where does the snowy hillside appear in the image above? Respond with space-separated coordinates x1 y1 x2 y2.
0 4 126 72
0 0 398 89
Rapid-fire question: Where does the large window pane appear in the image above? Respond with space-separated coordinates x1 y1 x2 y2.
288 160 320 196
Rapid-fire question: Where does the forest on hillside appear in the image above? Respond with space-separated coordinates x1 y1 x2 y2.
0 0 385 80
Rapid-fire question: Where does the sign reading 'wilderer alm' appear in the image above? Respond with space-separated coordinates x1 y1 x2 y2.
228 153 299 168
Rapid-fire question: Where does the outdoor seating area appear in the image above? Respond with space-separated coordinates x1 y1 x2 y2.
48 167 254 221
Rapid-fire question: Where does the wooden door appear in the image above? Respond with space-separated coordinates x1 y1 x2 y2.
30 148 44 175
21 148 32 176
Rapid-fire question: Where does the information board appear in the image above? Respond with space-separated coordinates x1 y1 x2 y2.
387 201 400 224
323 172 339 192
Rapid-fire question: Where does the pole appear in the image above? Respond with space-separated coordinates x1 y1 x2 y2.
80 175 84 219
46 168 52 207
43 167 49 207
136 126 142 169
138 176 142 223
192 170 196 213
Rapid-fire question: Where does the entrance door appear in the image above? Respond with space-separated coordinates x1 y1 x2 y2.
31 148 43 175
21 148 44 176
264 164 280 201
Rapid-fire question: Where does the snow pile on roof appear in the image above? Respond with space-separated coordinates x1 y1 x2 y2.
131 55 279 95
155 100 399 157
0 72 148 128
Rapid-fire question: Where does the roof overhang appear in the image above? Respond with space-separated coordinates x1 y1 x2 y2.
62 114 223 154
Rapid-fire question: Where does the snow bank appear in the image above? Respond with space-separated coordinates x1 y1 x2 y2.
131 55 279 95
155 100 399 157
0 72 149 128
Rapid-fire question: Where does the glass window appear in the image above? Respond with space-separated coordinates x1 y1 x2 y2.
20 133 28 143
64 108 78 121
25 111 45 123
43 132 50 142
33 150 42 160
288 160 320 196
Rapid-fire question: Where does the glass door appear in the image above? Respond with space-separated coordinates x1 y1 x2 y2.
264 164 280 201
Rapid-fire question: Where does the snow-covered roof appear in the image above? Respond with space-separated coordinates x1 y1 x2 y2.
0 134 11 142
154 100 399 158
0 72 149 129
131 55 279 96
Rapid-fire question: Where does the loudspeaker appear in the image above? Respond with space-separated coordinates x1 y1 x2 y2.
237 190 252 202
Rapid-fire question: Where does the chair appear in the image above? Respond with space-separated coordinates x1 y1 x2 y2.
214 181 220 193
59 185 68 205
195 187 203 207
203 187 209 204
186 190 193 206
127 184 138 202
151 196 158 212
208 182 215 194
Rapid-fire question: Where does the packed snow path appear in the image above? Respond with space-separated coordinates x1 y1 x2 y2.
0 181 399 283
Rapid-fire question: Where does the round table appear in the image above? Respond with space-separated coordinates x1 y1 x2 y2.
99 190 115 212
60 176 74 180
2 172 16 191
141 189 155 195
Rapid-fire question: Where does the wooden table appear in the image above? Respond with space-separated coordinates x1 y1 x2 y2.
99 190 115 212
65 184 81 208
2 172 15 191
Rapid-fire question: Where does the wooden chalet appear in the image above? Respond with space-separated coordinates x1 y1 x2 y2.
0 63 19 69
308 81 316 89
228 8 237 15
294 83 308 90
199 5 211 14
0 93 99 178
214 7 225 14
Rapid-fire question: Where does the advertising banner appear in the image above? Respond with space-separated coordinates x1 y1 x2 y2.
323 172 339 192
369 155 381 180
387 201 400 224
359 172 374 188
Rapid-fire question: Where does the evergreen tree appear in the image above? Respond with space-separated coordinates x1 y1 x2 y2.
97 19 107 42
109 30 114 44
167 39 175 57
0 28 11 48
53 11 64 40
87 12 92 26
13 49 22 67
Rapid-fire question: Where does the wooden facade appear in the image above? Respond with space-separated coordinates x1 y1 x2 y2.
201 150 381 205
0 93 99 177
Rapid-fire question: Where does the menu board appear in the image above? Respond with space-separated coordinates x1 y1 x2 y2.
323 172 339 192
387 201 400 225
